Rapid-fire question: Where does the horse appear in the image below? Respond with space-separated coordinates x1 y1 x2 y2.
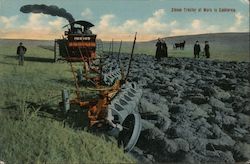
173 41 186 50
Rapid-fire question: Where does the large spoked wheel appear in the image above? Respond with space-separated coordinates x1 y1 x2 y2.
118 113 142 152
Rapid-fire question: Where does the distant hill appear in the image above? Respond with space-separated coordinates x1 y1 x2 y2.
149 32 250 56
138 32 249 61
0 32 249 62
149 32 249 45
0 39 54 46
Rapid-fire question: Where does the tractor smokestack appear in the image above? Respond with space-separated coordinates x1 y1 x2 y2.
20 4 75 23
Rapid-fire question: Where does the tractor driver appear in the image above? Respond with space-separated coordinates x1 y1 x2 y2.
84 27 92 35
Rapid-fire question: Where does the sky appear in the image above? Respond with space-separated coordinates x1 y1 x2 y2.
0 0 249 41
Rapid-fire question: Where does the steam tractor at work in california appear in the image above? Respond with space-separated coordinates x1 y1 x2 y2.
55 20 143 152
19 3 142 153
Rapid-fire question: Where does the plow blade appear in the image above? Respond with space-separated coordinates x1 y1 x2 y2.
107 82 142 152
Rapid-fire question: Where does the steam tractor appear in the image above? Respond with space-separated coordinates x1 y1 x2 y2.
56 20 142 152
54 20 97 62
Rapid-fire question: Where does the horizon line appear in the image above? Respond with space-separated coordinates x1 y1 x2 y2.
0 31 249 42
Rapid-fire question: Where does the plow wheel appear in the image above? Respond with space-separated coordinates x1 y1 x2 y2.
118 113 142 152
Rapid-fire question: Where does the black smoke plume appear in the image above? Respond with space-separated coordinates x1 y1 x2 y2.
20 4 75 23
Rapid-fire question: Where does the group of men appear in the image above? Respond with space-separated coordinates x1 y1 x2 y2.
155 38 168 61
155 39 210 60
194 40 210 58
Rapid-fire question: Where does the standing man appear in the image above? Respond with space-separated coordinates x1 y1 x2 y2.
204 41 210 58
162 40 168 57
194 41 201 58
155 38 162 61
16 42 27 65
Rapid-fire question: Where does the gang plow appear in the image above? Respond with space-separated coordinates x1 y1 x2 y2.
57 20 142 152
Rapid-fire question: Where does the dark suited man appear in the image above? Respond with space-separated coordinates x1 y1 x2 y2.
155 38 162 61
17 42 27 65
161 40 168 57
194 41 201 58
204 41 210 58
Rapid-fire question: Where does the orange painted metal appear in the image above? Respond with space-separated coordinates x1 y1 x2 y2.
61 26 123 128
68 79 122 127
68 42 96 47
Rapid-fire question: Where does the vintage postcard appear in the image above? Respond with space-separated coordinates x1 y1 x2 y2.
0 0 249 163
